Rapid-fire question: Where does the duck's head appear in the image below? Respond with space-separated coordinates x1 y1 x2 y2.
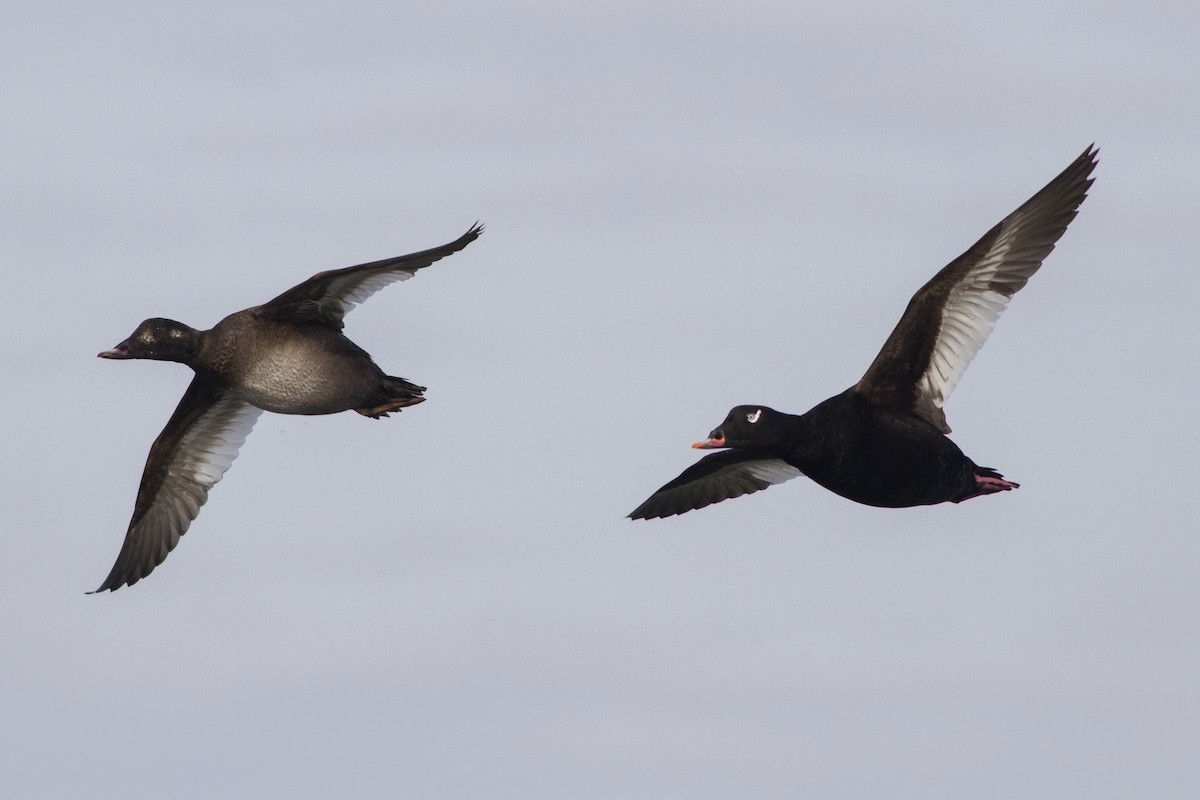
693 405 786 450
99 318 201 363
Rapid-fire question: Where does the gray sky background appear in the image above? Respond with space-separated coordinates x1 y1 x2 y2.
4 1 1198 797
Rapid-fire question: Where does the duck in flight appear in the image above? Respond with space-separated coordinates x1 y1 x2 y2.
93 224 482 591
629 147 1096 520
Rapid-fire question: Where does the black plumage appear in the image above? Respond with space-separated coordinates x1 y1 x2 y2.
630 147 1097 520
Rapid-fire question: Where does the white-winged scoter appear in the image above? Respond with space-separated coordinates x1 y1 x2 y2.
93 224 482 591
629 147 1096 519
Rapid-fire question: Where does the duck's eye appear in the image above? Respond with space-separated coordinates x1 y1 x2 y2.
746 409 762 424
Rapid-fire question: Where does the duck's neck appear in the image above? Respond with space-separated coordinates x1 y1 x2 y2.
156 321 204 365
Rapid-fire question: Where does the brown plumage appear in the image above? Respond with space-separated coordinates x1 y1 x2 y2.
93 224 482 592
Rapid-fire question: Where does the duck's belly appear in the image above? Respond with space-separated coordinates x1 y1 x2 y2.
234 343 379 415
808 446 975 507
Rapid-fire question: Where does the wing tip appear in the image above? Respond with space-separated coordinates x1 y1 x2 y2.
88 558 148 593
628 499 692 521
1069 143 1100 197
460 221 485 244
87 574 132 594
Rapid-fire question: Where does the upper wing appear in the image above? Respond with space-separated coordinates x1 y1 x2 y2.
260 223 483 328
92 378 262 592
628 451 803 520
855 146 1097 433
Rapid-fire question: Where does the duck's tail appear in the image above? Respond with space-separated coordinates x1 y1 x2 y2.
354 376 427 419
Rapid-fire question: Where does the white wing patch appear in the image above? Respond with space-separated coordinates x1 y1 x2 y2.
132 398 262 567
744 458 804 486
326 269 417 318
917 217 1042 421
628 455 804 519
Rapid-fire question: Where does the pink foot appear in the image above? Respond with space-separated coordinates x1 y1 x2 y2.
355 395 425 419
977 474 1019 492
954 471 1020 502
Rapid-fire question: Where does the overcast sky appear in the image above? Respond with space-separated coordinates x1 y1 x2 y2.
4 1 1198 797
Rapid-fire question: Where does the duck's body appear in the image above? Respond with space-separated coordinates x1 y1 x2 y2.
630 147 1097 520
93 223 482 592
192 310 422 416
781 392 980 506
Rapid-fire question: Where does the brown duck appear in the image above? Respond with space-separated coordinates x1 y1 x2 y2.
94 224 482 591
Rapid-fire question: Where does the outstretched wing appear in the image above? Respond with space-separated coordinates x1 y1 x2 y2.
260 223 483 328
92 378 261 592
629 451 803 520
855 146 1097 433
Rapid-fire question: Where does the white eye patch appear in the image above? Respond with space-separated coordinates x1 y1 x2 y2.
746 409 762 424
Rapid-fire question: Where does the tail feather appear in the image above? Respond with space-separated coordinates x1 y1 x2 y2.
355 376 426 418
